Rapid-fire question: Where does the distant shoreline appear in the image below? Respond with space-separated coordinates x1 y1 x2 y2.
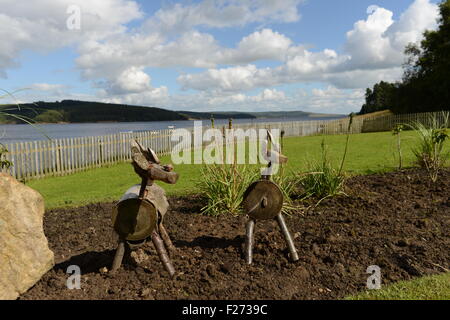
0 114 346 125
1 99 346 125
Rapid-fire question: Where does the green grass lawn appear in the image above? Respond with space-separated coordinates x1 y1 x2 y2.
27 130 445 209
347 273 450 300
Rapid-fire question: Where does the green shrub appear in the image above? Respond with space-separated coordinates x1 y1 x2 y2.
298 141 345 201
296 114 354 204
198 163 297 216
197 163 259 216
409 112 449 182
272 167 297 215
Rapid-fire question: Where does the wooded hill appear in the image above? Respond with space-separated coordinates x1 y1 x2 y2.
0 100 343 124
180 110 343 120
0 100 188 124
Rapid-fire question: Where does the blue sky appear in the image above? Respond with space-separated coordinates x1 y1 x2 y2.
0 0 441 114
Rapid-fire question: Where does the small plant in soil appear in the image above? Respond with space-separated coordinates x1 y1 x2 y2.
198 163 259 216
271 167 297 214
198 121 295 216
298 140 345 202
297 113 354 203
409 112 449 182
338 112 354 175
198 162 296 216
392 124 405 169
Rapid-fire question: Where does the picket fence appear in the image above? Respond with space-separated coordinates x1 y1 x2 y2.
0 111 447 181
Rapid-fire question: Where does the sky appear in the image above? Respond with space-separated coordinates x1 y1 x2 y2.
0 0 442 114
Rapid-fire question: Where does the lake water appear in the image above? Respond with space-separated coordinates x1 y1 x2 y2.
0 116 345 143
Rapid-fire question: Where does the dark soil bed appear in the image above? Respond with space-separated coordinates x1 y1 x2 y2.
21 169 450 300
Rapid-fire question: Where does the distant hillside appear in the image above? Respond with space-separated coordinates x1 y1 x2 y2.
0 100 345 125
0 100 187 124
178 111 256 120
180 110 344 120
249 111 344 118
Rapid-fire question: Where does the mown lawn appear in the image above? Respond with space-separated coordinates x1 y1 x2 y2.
27 130 445 209
347 272 450 300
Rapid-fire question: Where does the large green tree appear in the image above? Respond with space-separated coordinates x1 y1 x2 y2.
393 0 450 113
359 81 396 114
360 0 450 114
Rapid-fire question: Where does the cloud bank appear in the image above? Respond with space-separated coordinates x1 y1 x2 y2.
0 0 439 113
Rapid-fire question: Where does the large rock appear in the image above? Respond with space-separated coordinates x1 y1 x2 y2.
0 173 54 300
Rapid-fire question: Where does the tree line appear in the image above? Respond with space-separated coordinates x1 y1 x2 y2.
360 0 450 115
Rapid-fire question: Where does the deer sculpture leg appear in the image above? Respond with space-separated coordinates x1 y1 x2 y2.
244 219 255 265
151 231 176 277
276 213 299 262
159 223 176 254
111 239 127 273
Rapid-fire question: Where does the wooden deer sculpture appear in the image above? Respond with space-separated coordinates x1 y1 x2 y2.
110 140 179 277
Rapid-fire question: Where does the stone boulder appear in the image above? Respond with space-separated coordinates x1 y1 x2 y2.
0 173 54 300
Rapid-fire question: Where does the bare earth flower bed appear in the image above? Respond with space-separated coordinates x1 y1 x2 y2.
20 169 450 300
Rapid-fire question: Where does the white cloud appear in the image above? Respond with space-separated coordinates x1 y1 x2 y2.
146 0 302 33
0 0 440 114
255 88 286 101
1 86 98 105
304 87 365 113
170 87 362 114
218 28 293 63
104 67 153 95
101 87 169 106
0 0 142 78
386 0 439 51
342 7 396 70
179 65 263 92
207 88 286 105
96 67 169 105
179 0 439 92
30 83 68 92
324 67 403 89
367 5 380 15
341 0 438 71
75 27 298 91
6 83 361 114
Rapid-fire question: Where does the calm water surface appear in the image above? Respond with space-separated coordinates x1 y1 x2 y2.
0 116 344 143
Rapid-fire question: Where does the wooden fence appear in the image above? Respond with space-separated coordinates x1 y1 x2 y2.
361 111 449 133
1 111 447 181
0 130 179 181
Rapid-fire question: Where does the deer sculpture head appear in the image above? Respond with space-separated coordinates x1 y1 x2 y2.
130 140 179 185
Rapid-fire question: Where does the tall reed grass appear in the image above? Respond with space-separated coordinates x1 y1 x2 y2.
408 112 449 182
